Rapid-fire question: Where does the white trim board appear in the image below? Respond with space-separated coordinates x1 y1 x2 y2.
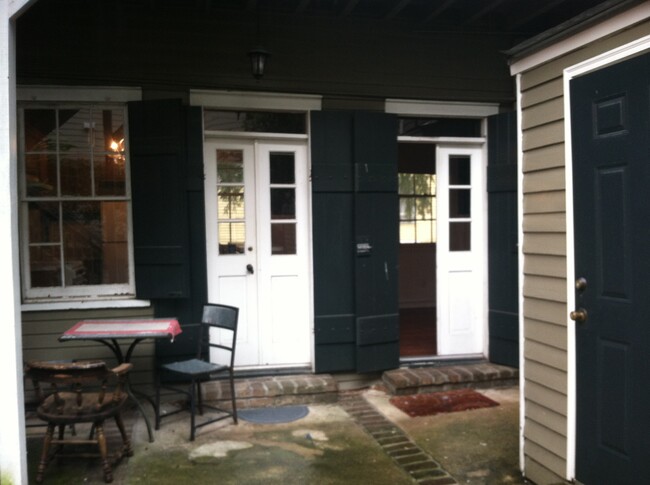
17 85 142 102
190 90 322 111
562 35 650 482
510 1 650 75
386 99 499 118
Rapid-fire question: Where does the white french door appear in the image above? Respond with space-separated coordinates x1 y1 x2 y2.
204 139 311 368
436 144 485 355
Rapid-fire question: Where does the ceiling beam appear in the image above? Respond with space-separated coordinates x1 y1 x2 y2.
421 0 455 25
296 0 311 13
246 0 257 11
509 0 565 29
466 0 506 24
340 0 361 16
385 0 411 20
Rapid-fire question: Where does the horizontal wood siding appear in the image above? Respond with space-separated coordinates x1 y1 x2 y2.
22 306 156 397
519 16 650 485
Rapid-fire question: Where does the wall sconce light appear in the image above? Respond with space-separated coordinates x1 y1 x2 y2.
248 46 270 80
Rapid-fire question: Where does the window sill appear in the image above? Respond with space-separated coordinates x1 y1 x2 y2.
22 298 151 312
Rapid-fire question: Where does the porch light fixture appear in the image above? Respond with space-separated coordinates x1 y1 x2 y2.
248 46 270 80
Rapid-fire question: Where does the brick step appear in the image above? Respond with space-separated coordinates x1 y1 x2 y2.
382 363 518 395
202 373 339 409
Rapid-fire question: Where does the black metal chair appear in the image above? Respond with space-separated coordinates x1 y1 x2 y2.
155 303 239 441
25 360 133 484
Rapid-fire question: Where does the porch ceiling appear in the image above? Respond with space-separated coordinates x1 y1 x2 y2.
180 0 618 42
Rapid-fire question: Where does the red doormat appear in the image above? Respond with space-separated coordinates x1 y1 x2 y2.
389 389 499 417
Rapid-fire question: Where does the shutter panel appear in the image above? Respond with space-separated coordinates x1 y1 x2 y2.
353 112 399 373
312 111 400 373
487 112 519 367
129 99 191 299
312 112 356 372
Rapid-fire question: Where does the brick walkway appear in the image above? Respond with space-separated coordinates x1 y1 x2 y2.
339 392 459 485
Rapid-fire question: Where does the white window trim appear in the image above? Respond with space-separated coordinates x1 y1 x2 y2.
190 90 322 111
562 34 650 482
18 86 145 310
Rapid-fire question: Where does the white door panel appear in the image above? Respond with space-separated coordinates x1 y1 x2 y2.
436 145 485 355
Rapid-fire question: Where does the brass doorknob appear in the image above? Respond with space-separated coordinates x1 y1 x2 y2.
570 308 588 323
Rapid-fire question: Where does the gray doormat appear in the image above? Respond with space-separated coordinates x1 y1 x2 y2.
238 405 309 424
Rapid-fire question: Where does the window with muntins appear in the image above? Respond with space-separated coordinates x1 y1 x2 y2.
19 104 134 301
399 173 436 244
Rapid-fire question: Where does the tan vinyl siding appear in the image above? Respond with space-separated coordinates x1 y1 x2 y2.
22 306 155 393
518 15 650 485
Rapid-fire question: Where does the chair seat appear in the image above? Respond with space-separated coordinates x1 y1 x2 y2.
38 392 128 424
162 358 228 377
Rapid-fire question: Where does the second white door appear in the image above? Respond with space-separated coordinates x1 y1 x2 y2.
204 139 311 368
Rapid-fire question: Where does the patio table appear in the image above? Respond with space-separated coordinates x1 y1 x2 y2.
59 318 182 442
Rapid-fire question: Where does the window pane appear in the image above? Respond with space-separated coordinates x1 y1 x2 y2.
400 221 416 243
218 187 245 219
204 110 307 134
416 220 435 244
218 222 245 254
271 223 296 254
62 201 128 285
400 198 415 220
449 189 471 218
28 202 60 243
399 173 414 195
30 246 61 287
271 188 295 219
415 197 433 220
25 154 57 197
450 156 470 185
61 153 92 196
270 152 295 184
450 222 471 251
24 109 56 152
92 108 124 152
94 153 126 196
59 108 92 151
217 150 243 183
413 174 434 195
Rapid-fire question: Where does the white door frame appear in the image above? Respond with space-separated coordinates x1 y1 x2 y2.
560 34 650 481
203 133 313 369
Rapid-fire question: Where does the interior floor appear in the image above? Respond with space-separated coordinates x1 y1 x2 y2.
399 307 436 357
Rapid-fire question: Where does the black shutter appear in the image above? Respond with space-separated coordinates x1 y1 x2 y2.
312 111 356 372
353 112 399 373
487 112 519 367
129 99 191 299
312 111 399 373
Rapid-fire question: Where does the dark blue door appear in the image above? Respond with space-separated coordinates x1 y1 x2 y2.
570 53 650 484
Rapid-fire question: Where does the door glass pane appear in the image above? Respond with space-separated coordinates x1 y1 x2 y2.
450 222 471 251
218 187 245 219
449 156 471 185
272 223 296 254
217 149 245 255
217 150 244 183
449 189 471 218
218 222 245 254
270 153 295 184
271 188 295 219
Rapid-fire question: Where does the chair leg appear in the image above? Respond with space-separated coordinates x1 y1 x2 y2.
96 423 113 483
189 379 197 441
35 423 55 483
197 379 204 415
229 370 238 424
114 413 134 457
154 370 161 430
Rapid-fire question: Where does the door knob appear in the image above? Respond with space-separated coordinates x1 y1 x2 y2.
246 264 254 274
575 277 587 292
570 308 588 323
